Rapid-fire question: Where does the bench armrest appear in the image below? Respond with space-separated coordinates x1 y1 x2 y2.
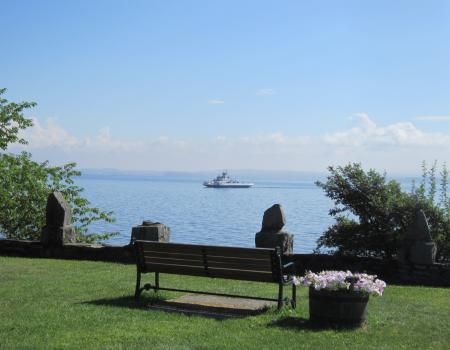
281 261 296 284
282 261 295 273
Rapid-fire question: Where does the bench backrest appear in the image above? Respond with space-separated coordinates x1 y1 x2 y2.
135 240 281 283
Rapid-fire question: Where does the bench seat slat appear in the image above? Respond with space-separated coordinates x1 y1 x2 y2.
144 263 207 277
206 259 272 272
208 268 275 282
204 246 273 259
143 256 204 267
142 251 204 260
201 255 270 264
141 243 203 255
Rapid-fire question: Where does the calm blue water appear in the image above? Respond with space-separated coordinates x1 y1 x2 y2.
77 175 335 253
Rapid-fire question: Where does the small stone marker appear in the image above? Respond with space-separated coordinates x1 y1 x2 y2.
41 192 76 246
399 208 437 265
255 204 294 254
262 204 286 231
130 220 171 243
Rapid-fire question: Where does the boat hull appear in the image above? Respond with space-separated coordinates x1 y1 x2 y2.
203 183 253 188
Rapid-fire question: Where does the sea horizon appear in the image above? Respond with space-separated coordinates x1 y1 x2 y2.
79 167 423 183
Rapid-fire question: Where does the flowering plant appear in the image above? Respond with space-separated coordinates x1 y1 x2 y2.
297 270 386 296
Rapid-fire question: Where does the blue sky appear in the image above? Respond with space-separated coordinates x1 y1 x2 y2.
2 0 450 173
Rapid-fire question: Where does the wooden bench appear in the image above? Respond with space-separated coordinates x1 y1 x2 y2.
134 240 297 309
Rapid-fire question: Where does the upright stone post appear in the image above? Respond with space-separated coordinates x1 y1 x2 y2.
398 208 437 265
41 192 76 247
255 204 294 255
130 220 171 243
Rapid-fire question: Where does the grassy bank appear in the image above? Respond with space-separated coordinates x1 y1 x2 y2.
1 256 449 350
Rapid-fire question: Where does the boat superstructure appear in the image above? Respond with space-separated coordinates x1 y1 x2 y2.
203 171 254 188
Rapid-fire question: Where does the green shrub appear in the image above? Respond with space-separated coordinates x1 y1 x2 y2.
0 89 116 243
0 88 34 150
316 163 450 262
413 161 450 261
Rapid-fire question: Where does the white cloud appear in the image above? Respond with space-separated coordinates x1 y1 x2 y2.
9 115 450 173
208 99 225 104
415 116 450 121
94 126 144 152
324 113 450 147
256 88 275 96
153 136 169 144
239 132 309 147
23 118 83 150
15 118 144 153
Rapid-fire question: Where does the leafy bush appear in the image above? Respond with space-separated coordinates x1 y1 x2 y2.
0 89 116 243
316 163 450 262
0 88 34 150
412 161 450 262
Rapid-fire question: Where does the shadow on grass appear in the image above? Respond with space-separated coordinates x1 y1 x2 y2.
83 295 269 319
270 317 365 331
83 294 166 310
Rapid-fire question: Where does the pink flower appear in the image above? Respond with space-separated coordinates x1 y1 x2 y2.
298 270 387 296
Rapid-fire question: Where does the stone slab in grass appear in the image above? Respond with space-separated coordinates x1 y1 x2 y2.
148 294 276 319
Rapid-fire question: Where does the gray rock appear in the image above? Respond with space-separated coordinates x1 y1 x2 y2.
255 204 293 255
45 192 72 228
405 209 433 242
398 208 436 265
261 204 286 231
131 220 171 243
41 192 76 246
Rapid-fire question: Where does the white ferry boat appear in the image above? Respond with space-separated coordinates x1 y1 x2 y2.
203 171 254 188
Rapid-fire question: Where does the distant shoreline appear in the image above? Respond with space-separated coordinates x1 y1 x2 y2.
78 168 421 184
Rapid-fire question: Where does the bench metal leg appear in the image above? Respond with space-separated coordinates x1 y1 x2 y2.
155 272 160 292
291 284 297 309
134 269 142 301
277 282 296 310
135 269 152 301
277 283 284 310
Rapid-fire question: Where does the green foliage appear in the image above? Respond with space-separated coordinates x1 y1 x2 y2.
0 152 117 243
0 89 116 243
315 163 414 259
414 161 450 261
0 88 35 150
316 163 450 262
0 152 50 239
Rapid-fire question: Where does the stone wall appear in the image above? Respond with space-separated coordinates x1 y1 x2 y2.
1 238 449 286
0 239 135 264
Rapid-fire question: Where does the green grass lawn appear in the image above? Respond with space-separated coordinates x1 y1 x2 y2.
1 257 449 350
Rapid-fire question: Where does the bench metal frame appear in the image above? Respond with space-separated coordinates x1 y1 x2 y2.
134 241 297 310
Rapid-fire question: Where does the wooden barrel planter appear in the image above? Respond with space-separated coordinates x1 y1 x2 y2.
309 287 369 326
